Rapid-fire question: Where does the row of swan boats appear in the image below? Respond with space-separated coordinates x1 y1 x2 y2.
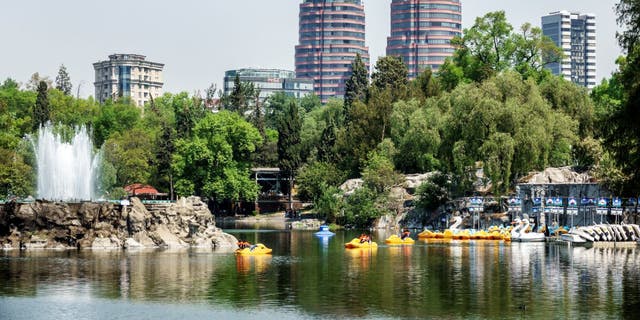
561 223 640 243
416 216 546 242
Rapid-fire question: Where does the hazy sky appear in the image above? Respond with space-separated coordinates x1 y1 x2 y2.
0 0 622 98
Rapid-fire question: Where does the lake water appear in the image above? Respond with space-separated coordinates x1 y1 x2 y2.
1 227 639 319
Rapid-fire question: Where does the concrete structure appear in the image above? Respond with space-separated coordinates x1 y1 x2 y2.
223 68 314 100
295 0 370 103
386 0 462 78
93 54 164 107
542 11 597 89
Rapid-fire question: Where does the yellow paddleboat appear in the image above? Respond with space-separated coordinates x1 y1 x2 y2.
235 243 272 255
384 235 415 245
345 238 378 249
418 229 443 239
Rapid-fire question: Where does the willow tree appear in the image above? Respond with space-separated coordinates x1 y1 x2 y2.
441 71 578 195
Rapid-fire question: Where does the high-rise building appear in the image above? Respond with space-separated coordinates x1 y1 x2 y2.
295 0 370 103
223 68 314 100
386 0 462 79
93 54 164 107
542 11 596 89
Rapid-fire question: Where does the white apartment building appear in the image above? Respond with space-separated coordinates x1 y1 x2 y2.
542 11 596 89
93 54 164 107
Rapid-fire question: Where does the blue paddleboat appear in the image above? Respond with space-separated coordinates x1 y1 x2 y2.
314 225 335 236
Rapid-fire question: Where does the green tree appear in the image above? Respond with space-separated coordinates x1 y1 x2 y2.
173 92 206 139
300 98 344 164
512 23 563 80
415 172 451 211
33 81 50 130
410 68 440 100
317 118 337 163
480 132 515 195
371 55 408 101
604 0 640 193
92 100 141 146
361 140 403 194
539 76 595 138
0 80 35 144
314 186 343 223
152 121 176 198
48 89 98 127
103 128 154 187
440 72 579 194
55 64 72 95
227 74 255 116
338 87 393 172
390 98 444 173
591 70 624 139
277 101 302 209
296 161 346 202
438 11 562 88
336 99 378 176
344 53 369 110
0 148 34 197
442 11 514 84
265 91 295 129
343 186 381 228
172 111 262 203
300 93 322 113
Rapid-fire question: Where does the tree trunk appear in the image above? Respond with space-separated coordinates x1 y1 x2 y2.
289 174 294 211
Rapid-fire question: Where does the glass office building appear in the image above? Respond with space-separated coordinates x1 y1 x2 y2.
223 68 314 100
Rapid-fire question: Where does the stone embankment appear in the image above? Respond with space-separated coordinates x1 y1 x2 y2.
0 197 237 250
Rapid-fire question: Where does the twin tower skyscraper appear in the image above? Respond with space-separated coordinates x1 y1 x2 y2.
295 0 462 102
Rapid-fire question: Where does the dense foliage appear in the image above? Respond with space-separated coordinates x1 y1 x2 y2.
1 8 638 226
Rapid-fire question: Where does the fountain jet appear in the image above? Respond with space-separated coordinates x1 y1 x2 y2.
33 124 99 201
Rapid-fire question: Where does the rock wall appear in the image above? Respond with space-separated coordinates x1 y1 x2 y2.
0 197 237 250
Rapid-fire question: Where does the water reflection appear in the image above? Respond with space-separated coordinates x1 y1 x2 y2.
235 255 272 275
1 231 639 319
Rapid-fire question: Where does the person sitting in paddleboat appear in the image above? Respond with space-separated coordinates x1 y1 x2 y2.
237 240 251 249
401 229 411 240
359 234 371 244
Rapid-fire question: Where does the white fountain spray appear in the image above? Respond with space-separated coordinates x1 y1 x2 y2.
33 124 100 201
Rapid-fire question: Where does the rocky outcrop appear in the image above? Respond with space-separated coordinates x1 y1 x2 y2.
520 167 595 184
0 197 237 250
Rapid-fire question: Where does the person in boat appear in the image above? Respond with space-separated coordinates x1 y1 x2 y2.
237 240 251 249
401 228 411 240
359 234 371 244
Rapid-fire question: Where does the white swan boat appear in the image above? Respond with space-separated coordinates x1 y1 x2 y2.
517 218 545 242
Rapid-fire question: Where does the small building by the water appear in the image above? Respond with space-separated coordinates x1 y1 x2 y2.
124 184 168 200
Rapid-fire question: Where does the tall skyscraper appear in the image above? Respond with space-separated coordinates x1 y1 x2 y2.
386 0 462 79
542 11 596 89
295 0 370 103
93 54 164 107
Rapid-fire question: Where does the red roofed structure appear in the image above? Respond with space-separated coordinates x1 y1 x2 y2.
124 184 167 199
